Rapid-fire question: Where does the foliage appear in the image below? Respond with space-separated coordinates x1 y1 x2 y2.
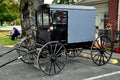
0 0 20 25
52 0 75 4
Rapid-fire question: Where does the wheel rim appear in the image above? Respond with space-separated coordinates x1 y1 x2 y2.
91 36 113 66
38 41 67 75
17 38 37 64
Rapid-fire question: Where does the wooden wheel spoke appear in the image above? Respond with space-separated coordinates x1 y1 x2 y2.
99 55 102 65
93 52 100 58
17 37 36 64
103 53 109 61
40 61 51 74
93 53 102 65
53 62 57 74
92 49 99 52
49 62 52 75
55 61 62 71
38 41 66 75
96 54 100 61
96 40 100 47
56 46 63 55
57 53 61 57
91 36 113 66
100 36 103 47
104 51 111 56
93 46 100 50
56 59 65 66
53 44 58 55
49 44 53 54
93 40 101 50
101 54 106 64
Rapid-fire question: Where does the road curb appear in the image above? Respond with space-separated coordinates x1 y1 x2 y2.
80 53 119 65
3 45 14 48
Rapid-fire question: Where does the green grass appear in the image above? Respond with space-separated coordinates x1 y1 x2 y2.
0 36 18 45
0 31 18 45
0 26 4 28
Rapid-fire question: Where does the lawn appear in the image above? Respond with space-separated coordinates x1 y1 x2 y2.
0 26 4 28
0 31 18 45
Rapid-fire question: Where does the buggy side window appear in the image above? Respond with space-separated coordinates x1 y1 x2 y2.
43 10 49 26
36 10 50 27
51 10 67 24
37 11 42 26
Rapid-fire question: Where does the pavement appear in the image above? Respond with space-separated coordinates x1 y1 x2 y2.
79 49 120 65
0 44 120 66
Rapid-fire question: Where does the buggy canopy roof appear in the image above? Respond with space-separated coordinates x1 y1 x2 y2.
49 4 95 10
38 4 95 10
38 4 95 11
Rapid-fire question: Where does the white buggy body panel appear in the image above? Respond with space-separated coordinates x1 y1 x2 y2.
49 4 96 43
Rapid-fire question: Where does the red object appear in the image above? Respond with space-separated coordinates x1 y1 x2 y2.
115 48 120 53
60 12 64 23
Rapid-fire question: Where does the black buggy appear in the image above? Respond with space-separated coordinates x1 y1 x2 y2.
0 4 113 75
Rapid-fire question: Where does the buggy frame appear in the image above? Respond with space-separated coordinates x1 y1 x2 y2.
0 4 113 75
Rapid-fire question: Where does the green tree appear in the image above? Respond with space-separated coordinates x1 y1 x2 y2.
52 0 75 4
0 0 20 25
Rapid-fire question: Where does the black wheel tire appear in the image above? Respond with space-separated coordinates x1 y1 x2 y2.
37 41 67 75
91 36 113 66
17 37 37 64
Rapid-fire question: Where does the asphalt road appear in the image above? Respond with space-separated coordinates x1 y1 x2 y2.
0 47 120 80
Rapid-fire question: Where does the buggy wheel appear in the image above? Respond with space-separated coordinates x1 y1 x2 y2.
17 37 37 64
91 36 113 66
37 41 67 75
67 48 82 58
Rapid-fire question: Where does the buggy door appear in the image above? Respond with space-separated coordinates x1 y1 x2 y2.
36 7 51 43
50 10 68 43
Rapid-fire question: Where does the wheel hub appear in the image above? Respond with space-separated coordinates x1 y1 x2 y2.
100 48 105 54
50 56 56 62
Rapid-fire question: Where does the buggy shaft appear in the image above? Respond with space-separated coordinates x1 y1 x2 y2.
0 58 18 68
0 48 17 57
0 55 23 68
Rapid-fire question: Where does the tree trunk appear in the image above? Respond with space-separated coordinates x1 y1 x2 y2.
0 21 3 26
20 0 44 37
